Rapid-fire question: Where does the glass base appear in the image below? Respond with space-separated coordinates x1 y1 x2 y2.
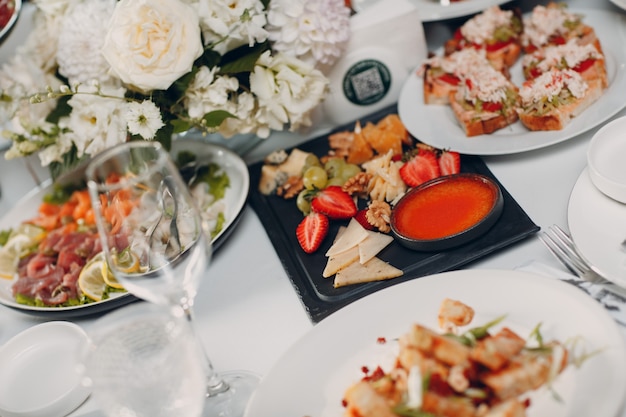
202 370 261 417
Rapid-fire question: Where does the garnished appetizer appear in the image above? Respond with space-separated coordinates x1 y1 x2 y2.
517 68 603 131
521 3 602 54
448 65 520 137
444 6 523 72
418 49 497 105
342 298 588 417
522 38 607 88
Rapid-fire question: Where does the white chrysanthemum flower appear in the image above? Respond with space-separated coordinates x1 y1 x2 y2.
266 0 350 68
65 85 128 158
16 10 61 72
250 51 328 133
125 100 164 140
56 0 117 87
185 66 240 119
192 0 268 54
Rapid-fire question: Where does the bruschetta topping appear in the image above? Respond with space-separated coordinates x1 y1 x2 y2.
522 4 581 49
417 48 491 79
455 65 512 107
460 6 517 45
519 68 588 107
522 39 602 78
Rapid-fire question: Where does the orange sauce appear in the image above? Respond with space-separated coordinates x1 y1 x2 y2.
393 176 497 240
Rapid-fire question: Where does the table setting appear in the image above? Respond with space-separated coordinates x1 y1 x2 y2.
1 0 626 416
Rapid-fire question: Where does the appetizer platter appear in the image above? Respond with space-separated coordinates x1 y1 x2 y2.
0 140 250 318
248 104 539 322
398 7 626 155
244 269 626 417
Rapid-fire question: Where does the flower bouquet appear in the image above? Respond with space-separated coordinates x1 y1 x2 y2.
0 0 351 179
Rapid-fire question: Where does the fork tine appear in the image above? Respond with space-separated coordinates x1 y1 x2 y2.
546 225 590 273
538 231 584 277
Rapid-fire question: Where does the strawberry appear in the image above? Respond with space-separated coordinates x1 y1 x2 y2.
311 186 357 220
438 150 461 176
354 208 375 231
296 212 329 254
399 150 440 187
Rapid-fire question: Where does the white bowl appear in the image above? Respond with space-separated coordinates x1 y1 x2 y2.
0 322 91 417
587 116 626 204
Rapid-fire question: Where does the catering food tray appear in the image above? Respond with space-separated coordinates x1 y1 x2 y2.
248 104 539 322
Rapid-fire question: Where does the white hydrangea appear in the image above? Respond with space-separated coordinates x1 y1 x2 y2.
15 9 61 72
64 85 128 158
56 0 117 87
250 51 328 134
266 0 350 69
190 0 268 54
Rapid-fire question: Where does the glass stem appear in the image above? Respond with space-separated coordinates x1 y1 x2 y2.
180 303 231 397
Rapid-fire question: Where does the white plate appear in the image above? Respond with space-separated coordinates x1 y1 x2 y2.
610 0 626 12
398 9 626 155
0 321 90 417
409 0 512 22
244 269 626 417
0 140 249 317
568 167 626 288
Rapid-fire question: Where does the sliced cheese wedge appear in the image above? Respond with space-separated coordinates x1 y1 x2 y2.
359 231 394 264
325 218 369 257
333 257 403 288
322 246 359 278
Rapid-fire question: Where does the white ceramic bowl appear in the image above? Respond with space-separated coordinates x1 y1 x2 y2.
0 321 91 417
587 116 626 204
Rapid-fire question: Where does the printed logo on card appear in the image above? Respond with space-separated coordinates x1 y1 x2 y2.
342 59 391 106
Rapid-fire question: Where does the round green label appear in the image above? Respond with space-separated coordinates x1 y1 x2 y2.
342 59 392 106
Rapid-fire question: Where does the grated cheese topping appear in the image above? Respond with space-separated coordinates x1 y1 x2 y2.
460 6 514 45
455 65 511 105
522 39 602 74
417 48 491 77
519 68 588 106
523 5 580 48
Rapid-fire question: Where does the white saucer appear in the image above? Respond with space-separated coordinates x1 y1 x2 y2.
0 322 91 417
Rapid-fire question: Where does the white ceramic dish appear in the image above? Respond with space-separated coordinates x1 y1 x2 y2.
0 0 21 45
0 140 249 317
398 9 626 155
0 321 90 417
408 0 512 22
586 116 626 204
568 167 626 288
244 269 626 417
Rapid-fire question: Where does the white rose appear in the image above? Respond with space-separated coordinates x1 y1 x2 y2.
102 0 204 93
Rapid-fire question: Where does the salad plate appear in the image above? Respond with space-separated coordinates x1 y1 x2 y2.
0 140 250 318
408 0 512 22
567 167 626 289
398 9 626 155
244 269 626 417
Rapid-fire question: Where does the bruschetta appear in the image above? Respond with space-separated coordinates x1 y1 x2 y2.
448 65 520 137
521 3 602 54
444 6 523 72
518 68 603 131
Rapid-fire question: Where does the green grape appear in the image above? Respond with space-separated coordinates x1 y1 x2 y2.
296 189 311 214
323 157 345 179
341 163 362 181
302 154 322 173
326 177 345 187
303 166 328 190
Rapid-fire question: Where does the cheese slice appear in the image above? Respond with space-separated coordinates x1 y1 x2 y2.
325 218 369 257
333 257 403 288
359 231 394 264
322 246 359 278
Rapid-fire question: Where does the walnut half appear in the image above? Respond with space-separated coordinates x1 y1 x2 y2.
366 200 391 233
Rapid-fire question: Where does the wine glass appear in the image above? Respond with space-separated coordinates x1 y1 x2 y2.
81 302 207 417
86 141 259 417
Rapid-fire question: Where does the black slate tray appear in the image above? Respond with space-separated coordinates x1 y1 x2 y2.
248 104 539 323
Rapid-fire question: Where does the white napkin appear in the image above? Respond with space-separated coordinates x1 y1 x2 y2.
516 261 626 336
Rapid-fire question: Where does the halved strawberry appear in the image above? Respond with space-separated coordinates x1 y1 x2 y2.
438 150 461 176
399 150 440 187
354 209 375 231
296 212 329 254
311 186 357 220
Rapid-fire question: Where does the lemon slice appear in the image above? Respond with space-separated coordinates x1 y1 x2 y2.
101 261 125 290
0 235 35 279
78 256 107 301
10 224 46 243
112 247 141 274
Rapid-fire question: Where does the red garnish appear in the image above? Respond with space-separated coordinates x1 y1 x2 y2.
484 39 514 52
438 73 461 86
311 186 357 220
573 58 595 73
399 150 441 188
482 101 503 113
295 212 329 254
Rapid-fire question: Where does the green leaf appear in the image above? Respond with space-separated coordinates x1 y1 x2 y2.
48 145 89 182
45 95 72 125
219 42 270 75
203 110 237 128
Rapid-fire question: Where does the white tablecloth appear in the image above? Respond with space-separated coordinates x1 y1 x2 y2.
1 1 625 416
